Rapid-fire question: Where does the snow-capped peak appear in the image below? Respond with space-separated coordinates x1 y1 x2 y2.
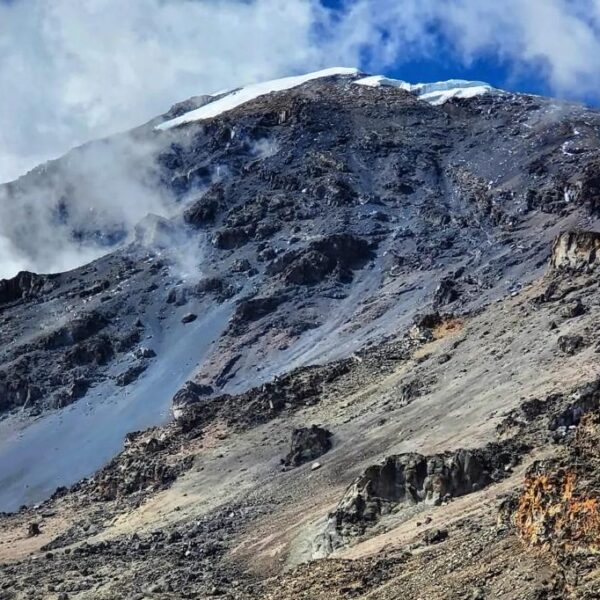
156 67 360 131
157 68 497 131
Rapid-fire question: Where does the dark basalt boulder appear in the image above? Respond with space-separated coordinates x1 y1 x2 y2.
183 185 224 227
573 159 600 213
211 225 254 250
65 335 114 366
0 368 42 412
195 277 236 301
40 311 110 350
549 379 600 431
557 334 585 355
230 258 254 273
114 328 142 353
85 438 191 502
172 381 214 411
422 528 449 545
163 93 219 120
432 278 459 309
57 377 91 405
227 293 287 335
135 346 156 359
283 425 333 467
313 174 357 206
115 363 147 387
315 442 521 555
559 299 586 319
78 279 110 299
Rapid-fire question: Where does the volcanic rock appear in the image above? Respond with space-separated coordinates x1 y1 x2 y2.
283 425 333 467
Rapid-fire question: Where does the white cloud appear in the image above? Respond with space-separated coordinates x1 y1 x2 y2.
436 0 600 95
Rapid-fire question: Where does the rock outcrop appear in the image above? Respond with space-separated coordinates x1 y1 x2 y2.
0 271 53 306
315 443 521 555
551 231 600 271
505 407 600 598
266 234 373 285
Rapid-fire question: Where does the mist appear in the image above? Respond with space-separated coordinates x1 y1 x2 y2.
0 133 174 279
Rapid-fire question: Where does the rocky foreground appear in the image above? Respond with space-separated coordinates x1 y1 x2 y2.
1 72 600 598
1 232 600 598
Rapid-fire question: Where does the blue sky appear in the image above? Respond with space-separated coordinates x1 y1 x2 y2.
320 0 600 104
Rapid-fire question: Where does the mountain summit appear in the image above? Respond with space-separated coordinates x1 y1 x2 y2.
156 67 497 130
1 69 600 599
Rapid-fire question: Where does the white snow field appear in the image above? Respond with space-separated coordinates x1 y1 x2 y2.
156 67 361 130
353 75 497 104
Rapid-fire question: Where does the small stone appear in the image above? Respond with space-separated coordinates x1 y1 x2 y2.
311 462 322 471
181 313 198 324
422 528 448 545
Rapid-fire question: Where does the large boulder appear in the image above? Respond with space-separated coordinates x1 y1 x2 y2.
267 233 373 285
283 425 333 467
183 185 224 227
227 293 288 335
39 311 110 350
171 381 214 419
314 443 520 556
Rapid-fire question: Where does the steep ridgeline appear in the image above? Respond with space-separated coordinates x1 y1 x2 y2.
1 68 600 512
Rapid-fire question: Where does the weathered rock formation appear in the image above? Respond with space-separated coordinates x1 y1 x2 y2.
315 443 521 555
0 271 54 306
551 231 600 271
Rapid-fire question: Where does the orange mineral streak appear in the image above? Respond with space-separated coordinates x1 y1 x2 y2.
432 317 464 340
514 471 600 554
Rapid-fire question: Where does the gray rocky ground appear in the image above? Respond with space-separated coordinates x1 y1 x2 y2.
1 72 600 598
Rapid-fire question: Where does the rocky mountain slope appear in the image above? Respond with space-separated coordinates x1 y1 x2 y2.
1 69 600 599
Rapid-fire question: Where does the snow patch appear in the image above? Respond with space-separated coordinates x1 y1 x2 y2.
157 67 360 131
354 75 496 105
